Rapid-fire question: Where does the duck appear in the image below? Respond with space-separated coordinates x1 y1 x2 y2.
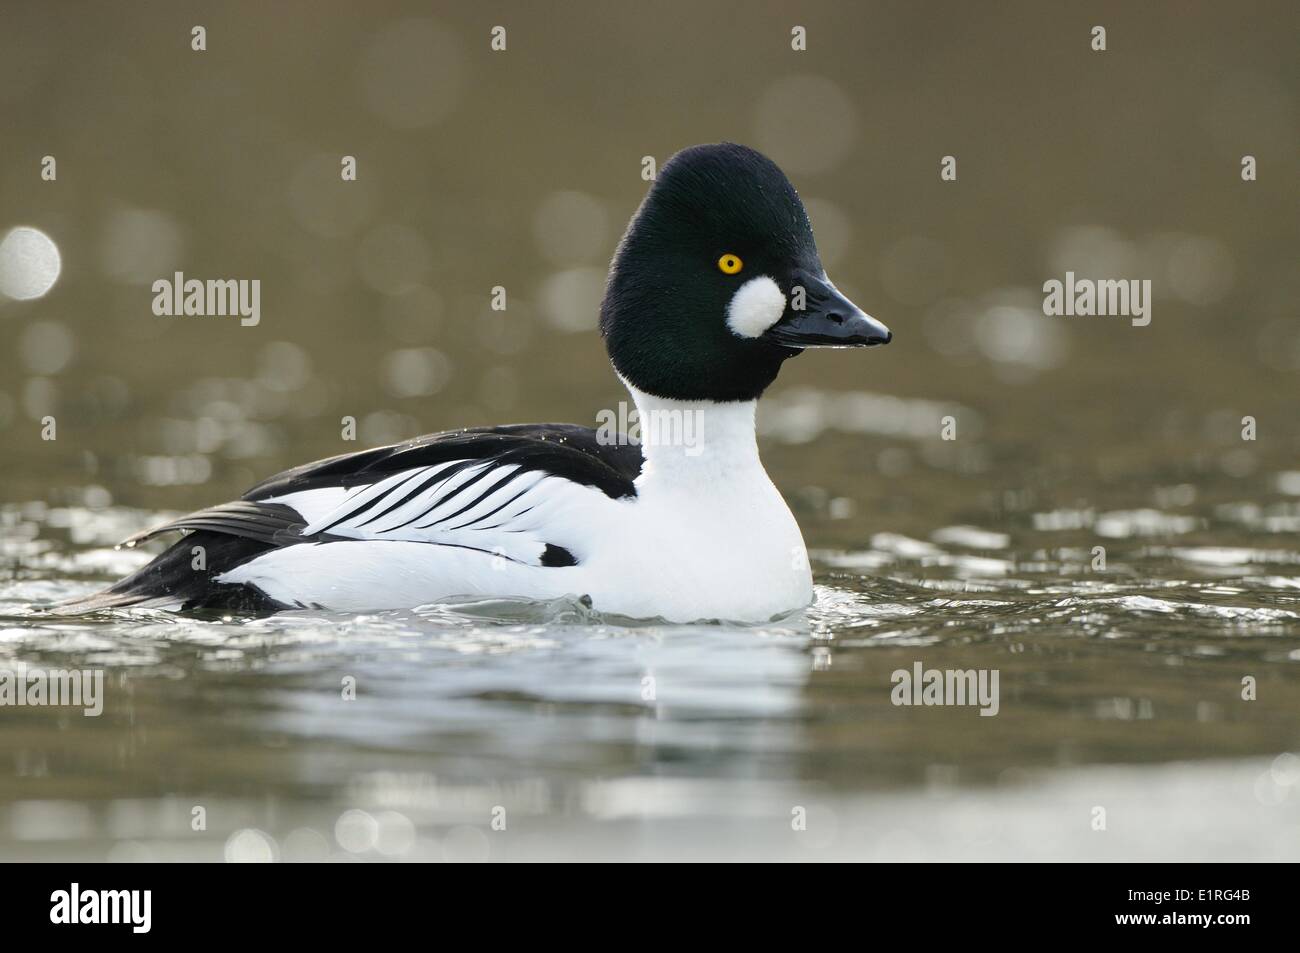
62 143 891 623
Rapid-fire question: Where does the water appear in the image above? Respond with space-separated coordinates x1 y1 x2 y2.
3 455 1299 861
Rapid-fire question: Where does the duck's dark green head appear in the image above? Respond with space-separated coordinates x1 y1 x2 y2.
599 142 890 403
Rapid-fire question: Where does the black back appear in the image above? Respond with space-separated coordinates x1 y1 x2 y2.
244 423 643 501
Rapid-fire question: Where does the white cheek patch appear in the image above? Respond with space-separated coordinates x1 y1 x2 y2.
726 275 787 339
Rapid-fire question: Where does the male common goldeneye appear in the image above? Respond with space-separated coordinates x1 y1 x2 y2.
64 143 890 622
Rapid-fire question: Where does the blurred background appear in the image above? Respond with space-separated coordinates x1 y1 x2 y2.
0 1 1298 861
1 0 1296 514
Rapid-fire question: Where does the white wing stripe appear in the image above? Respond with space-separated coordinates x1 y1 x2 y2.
261 458 614 568
358 463 490 534
299 464 443 535
298 460 533 539
410 465 526 530
438 472 547 532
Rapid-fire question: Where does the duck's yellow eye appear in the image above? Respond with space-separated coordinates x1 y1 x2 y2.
717 253 743 275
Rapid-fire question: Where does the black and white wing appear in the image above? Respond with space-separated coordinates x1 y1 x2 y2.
62 425 641 613
133 423 640 561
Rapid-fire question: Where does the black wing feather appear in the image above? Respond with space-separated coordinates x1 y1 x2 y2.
119 501 309 548
243 423 642 501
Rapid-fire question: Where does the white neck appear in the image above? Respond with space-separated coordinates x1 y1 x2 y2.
613 383 812 623
625 384 763 485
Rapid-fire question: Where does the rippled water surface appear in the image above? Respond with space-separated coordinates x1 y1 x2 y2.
4 452 1299 861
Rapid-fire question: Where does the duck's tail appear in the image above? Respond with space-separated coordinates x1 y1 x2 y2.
50 530 290 615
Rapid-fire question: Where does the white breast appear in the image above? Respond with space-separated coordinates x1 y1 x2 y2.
571 390 812 621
